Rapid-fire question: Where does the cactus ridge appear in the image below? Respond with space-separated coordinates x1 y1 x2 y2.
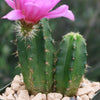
55 32 87 96
17 19 54 94
41 19 54 92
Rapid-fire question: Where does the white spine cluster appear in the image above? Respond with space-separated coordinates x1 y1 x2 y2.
15 21 40 40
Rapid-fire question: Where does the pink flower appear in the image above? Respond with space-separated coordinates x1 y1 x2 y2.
3 0 75 24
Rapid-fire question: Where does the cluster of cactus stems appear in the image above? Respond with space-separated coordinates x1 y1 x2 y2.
16 18 87 96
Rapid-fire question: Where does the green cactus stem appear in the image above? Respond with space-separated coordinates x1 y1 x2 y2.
17 18 54 94
55 32 87 96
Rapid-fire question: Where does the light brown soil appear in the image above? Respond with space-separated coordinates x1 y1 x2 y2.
0 74 100 100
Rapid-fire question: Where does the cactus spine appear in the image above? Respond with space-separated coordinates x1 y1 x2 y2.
55 32 87 96
17 18 54 94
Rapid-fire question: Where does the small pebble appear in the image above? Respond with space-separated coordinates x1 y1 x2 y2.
80 95 89 100
11 82 21 91
0 95 6 100
91 82 100 87
7 94 15 100
5 87 15 95
47 93 62 100
54 93 63 99
17 90 30 100
77 86 92 95
54 99 60 100
42 94 46 100
30 95 34 100
77 96 82 100
13 75 24 85
47 93 55 100
31 93 43 100
62 97 70 100
88 91 95 99
92 86 100 93
82 78 91 84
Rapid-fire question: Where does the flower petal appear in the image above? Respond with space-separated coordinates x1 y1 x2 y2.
48 0 61 11
45 5 75 21
2 10 25 20
5 0 15 9
24 2 41 22
34 0 61 22
64 10 75 21
35 0 61 10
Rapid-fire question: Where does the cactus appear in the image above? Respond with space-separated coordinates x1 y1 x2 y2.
17 18 54 94
55 32 87 96
16 18 87 96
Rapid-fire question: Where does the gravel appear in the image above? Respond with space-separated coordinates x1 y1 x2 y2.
0 74 100 100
